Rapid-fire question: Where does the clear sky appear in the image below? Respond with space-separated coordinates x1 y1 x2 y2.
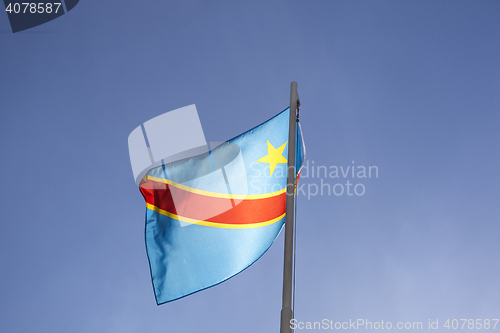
1 1 499 332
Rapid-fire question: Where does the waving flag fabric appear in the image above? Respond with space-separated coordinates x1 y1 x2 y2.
138 108 304 304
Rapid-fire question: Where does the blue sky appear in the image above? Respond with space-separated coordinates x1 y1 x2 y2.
1 1 499 332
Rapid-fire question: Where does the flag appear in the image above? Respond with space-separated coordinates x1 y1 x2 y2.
137 107 304 304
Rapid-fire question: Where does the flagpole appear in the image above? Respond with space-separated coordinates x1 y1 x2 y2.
280 81 298 333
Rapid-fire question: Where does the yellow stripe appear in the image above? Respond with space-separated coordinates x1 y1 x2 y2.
146 203 285 229
146 175 286 200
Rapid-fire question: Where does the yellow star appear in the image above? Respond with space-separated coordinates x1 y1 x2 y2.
257 140 288 176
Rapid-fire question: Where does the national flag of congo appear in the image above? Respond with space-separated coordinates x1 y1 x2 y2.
139 108 304 304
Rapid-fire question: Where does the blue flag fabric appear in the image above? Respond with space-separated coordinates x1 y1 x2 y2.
139 108 304 304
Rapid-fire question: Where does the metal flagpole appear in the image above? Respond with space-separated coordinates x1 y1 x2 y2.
280 81 298 333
